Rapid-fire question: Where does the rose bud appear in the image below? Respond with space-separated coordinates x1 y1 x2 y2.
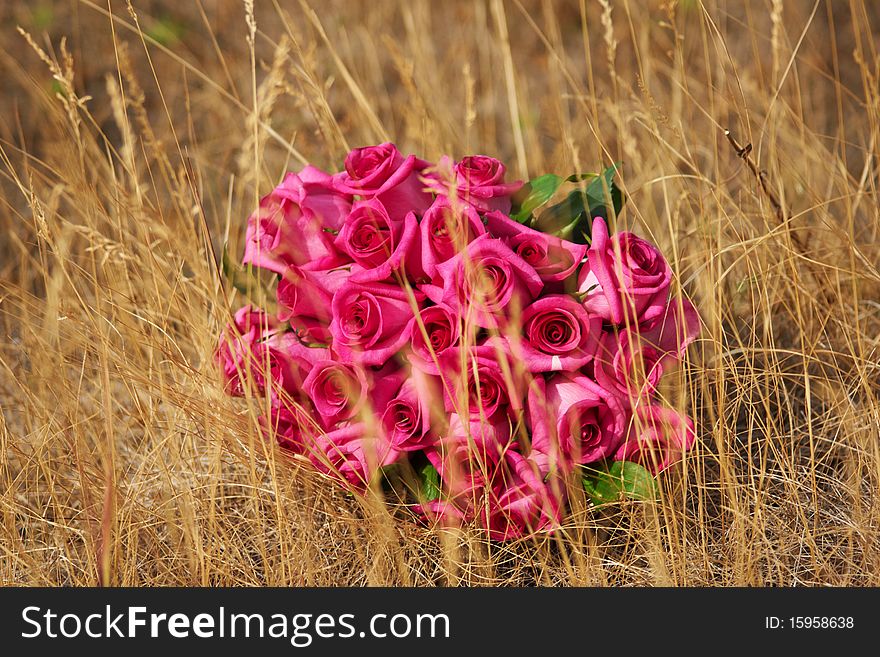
216 307 328 400
593 296 699 407
273 165 353 232
302 360 369 429
260 402 321 455
380 372 442 452
439 343 527 423
277 265 349 344
426 154 523 213
427 413 512 504
308 422 400 492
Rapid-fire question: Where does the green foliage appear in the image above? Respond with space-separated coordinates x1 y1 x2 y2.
31 5 54 30
419 462 441 501
532 163 624 243
582 460 658 506
511 173 564 223
146 16 187 47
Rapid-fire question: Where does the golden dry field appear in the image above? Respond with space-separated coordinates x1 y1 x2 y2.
1 0 879 585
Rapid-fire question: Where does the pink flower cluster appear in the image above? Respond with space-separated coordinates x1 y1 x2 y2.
217 143 700 541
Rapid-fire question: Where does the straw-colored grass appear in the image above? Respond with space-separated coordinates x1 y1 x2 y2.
1 0 878 586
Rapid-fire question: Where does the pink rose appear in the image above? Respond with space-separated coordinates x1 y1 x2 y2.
483 451 564 541
273 166 353 231
302 360 369 429
577 217 671 325
241 178 345 275
308 422 399 491
427 413 512 505
527 374 626 473
216 307 328 399
414 499 469 529
435 235 543 329
332 143 432 220
216 306 280 396
409 304 461 375
427 155 523 213
506 294 602 373
334 202 423 283
261 402 320 455
593 330 665 406
440 344 527 422
420 197 486 281
638 296 701 358
593 298 699 406
329 279 423 366
614 405 696 474
484 211 587 285
380 372 442 452
277 265 349 344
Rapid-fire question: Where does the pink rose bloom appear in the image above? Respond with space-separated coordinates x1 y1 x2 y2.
577 217 671 325
427 413 512 504
615 405 696 474
505 294 602 373
302 360 370 429
277 265 349 344
527 374 627 474
427 155 523 213
593 329 666 406
414 499 470 529
268 332 333 396
329 279 423 366
484 211 587 285
216 306 328 399
440 344 527 422
483 451 564 541
332 143 432 220
241 175 346 275
638 296 701 358
334 202 423 283
420 198 486 281
261 402 320 455
593 297 700 406
409 304 461 375
308 422 399 492
380 372 443 452
435 235 543 329
273 166 353 231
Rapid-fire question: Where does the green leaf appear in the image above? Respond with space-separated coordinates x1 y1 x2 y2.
584 162 624 220
582 460 658 506
510 174 563 223
419 462 442 502
533 163 624 243
146 15 186 46
532 188 589 240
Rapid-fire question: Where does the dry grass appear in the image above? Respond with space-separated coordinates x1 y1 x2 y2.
1 0 879 586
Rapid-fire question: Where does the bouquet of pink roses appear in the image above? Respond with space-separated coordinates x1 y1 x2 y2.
217 143 700 541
